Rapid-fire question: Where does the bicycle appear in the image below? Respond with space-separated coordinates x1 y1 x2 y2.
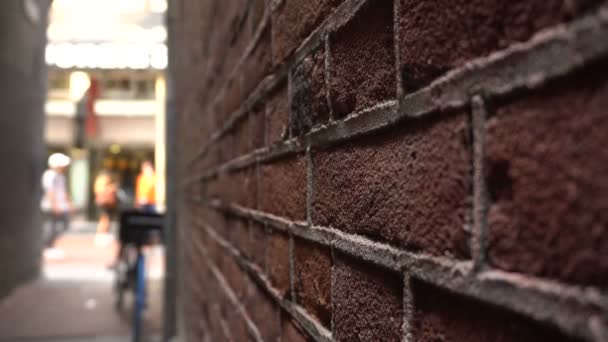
114 209 164 342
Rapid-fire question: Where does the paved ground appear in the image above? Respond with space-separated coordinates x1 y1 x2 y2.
0 220 164 342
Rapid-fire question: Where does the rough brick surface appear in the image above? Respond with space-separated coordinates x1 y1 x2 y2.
265 82 289 145
245 280 281 342
398 0 606 91
486 64 608 287
271 0 344 63
249 221 267 269
313 112 471 258
260 155 307 221
329 0 396 117
413 281 580 342
267 231 290 298
333 254 403 342
291 47 330 135
294 239 332 328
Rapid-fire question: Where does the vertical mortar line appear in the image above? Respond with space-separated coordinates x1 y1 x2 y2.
289 230 296 303
306 146 314 226
393 0 403 101
324 33 335 122
287 64 295 139
330 236 336 339
471 94 488 272
401 272 414 342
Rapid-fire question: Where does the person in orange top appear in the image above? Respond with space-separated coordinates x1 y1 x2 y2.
136 160 156 213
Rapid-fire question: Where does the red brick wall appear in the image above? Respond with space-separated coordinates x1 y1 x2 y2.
172 1 608 341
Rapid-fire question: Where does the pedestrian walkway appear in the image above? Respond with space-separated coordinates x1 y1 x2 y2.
0 221 163 341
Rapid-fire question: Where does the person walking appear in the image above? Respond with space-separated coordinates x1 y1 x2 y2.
41 153 72 255
93 170 118 247
135 160 156 213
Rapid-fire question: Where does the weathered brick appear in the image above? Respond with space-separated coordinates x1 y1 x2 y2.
228 167 257 209
247 0 266 39
267 231 291 298
226 215 251 257
313 112 471 258
294 239 331 328
333 253 403 342
265 81 290 145
398 0 606 91
260 155 307 221
249 221 267 269
291 47 330 136
328 0 395 118
225 304 250 342
486 63 608 287
271 0 344 63
413 281 580 342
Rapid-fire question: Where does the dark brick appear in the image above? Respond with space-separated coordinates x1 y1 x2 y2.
328 0 395 118
294 239 331 328
244 278 281 342
271 0 344 63
291 47 330 136
227 215 251 257
313 112 471 258
266 82 290 145
413 281 580 342
333 253 403 342
222 252 246 299
260 155 307 221
398 0 606 91
229 167 257 209
249 221 267 269
281 317 313 342
267 231 291 298
486 63 608 287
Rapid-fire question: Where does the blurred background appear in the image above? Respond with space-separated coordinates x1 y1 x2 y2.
0 1 170 341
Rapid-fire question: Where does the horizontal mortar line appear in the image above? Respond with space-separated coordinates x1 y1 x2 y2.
201 200 605 340
195 218 334 342
182 101 397 185
186 7 608 175
185 0 370 168
190 235 265 342
186 5 274 167
398 8 608 118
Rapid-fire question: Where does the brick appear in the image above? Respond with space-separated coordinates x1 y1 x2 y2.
249 221 267 269
260 155 307 221
328 0 395 118
281 317 313 342
229 167 257 209
265 81 289 145
226 215 251 257
290 47 330 136
398 0 606 91
271 0 344 63
333 253 403 342
222 251 246 299
486 62 608 287
244 277 281 342
294 239 331 328
313 112 471 258
412 281 580 342
267 231 291 298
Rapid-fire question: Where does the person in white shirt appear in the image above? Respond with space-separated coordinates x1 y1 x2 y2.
41 153 72 248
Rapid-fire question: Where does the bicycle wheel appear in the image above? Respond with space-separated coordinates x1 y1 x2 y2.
132 252 146 342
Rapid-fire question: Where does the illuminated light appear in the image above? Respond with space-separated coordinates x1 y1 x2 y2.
69 71 90 101
46 43 168 70
109 144 121 154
